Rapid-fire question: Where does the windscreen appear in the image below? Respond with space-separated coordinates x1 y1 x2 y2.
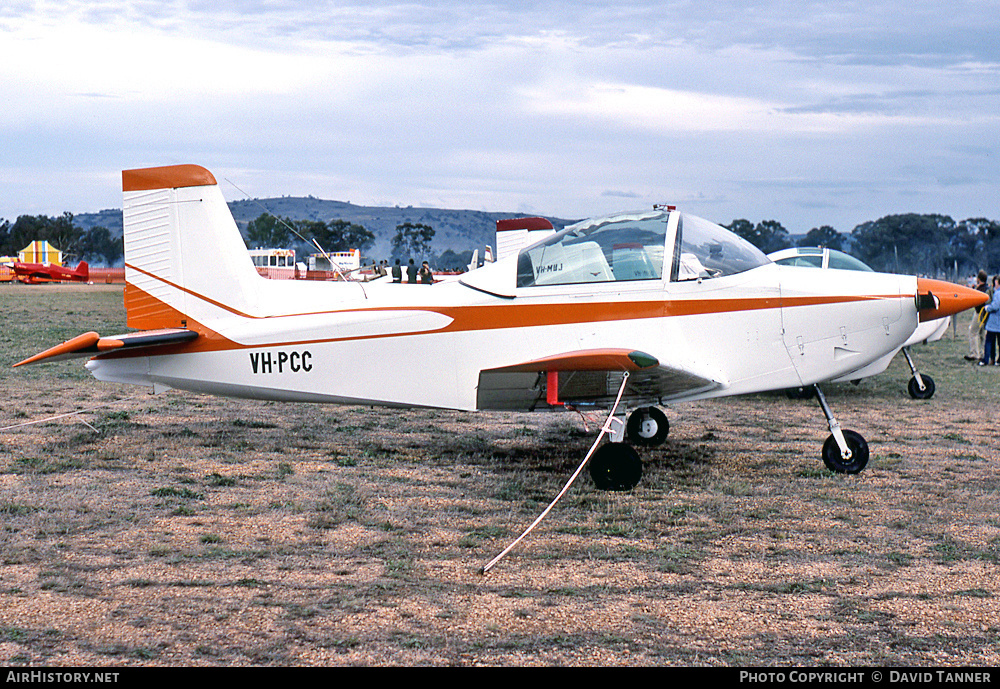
670 214 770 281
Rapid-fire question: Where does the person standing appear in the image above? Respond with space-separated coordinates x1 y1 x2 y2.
391 259 402 283
979 275 1000 366
407 258 418 284
419 260 434 284
966 270 990 361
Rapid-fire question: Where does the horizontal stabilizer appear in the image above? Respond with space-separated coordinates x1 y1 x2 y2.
14 329 199 367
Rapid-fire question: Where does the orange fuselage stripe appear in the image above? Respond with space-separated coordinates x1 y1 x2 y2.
126 263 898 325
103 276 907 360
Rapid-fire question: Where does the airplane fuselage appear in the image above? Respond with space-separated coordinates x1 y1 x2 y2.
87 262 917 412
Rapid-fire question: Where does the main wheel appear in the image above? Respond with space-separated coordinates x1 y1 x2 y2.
589 443 643 491
626 406 669 446
821 430 869 474
907 374 936 400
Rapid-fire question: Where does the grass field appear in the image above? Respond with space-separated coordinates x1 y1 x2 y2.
1 283 998 666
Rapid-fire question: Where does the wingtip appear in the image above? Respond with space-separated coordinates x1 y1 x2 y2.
627 350 659 369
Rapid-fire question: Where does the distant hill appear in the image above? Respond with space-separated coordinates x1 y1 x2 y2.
74 197 577 261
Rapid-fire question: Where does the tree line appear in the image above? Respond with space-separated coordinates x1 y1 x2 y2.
0 214 122 266
245 213 461 267
245 213 376 255
725 214 1000 277
0 212 436 268
5 209 998 278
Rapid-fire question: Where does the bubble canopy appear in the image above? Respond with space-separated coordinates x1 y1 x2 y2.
769 247 875 273
515 209 770 288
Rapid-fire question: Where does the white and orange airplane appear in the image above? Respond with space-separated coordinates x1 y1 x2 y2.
14 164 987 488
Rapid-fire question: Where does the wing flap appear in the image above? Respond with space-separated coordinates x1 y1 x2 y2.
14 328 199 367
477 348 724 411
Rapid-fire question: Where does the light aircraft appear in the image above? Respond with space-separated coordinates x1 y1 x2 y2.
9 260 89 284
14 164 987 486
768 246 950 399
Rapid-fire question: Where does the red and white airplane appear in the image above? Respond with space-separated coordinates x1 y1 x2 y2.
10 260 89 284
14 164 987 487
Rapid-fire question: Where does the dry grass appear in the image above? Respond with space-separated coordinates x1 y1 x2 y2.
1 283 998 666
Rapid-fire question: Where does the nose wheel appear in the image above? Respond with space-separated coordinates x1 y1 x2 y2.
902 347 935 399
907 374 935 400
821 429 870 473
814 385 870 473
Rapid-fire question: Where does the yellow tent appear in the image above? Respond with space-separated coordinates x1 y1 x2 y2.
18 240 62 265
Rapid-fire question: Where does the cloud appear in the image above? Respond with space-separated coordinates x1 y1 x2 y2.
1 1 999 231
602 190 641 199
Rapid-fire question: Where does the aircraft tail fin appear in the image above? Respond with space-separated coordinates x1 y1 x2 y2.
495 217 556 261
122 165 262 330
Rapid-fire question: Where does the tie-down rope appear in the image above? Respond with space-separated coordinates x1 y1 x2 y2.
481 371 631 574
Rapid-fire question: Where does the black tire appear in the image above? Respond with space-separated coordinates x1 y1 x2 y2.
907 374 935 400
821 430 869 474
589 443 643 491
626 406 669 446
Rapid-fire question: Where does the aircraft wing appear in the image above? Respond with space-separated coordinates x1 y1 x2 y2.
13 329 199 367
476 348 724 411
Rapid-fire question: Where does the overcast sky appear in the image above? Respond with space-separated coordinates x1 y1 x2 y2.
2 1 998 234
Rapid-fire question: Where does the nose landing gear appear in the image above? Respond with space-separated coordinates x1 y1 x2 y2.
902 347 936 399
814 385 870 473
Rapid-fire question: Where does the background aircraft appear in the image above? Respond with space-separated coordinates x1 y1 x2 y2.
769 246 949 399
9 260 89 284
14 165 987 487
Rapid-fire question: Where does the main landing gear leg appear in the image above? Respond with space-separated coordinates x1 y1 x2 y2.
902 347 936 399
814 385 869 474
